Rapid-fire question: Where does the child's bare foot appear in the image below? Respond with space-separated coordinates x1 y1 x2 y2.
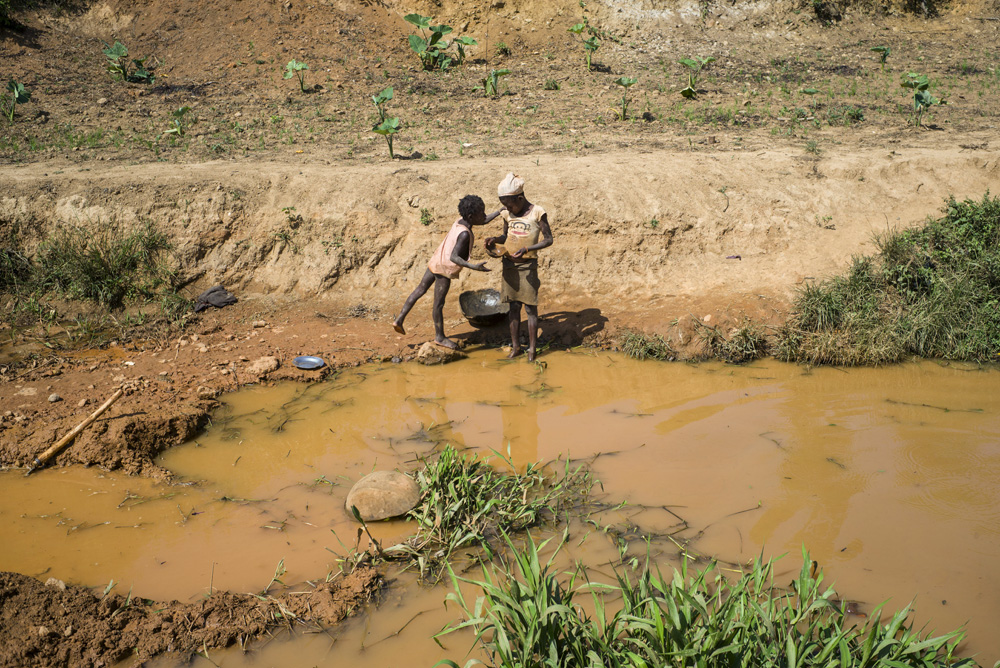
506 347 522 359
527 349 536 362
392 320 405 335
434 337 458 350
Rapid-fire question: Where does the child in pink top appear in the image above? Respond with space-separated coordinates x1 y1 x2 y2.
393 195 503 349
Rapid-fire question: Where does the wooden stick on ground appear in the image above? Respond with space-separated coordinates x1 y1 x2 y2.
25 387 125 476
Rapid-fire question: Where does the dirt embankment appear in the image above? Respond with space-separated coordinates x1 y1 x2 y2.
0 566 382 668
3 147 999 477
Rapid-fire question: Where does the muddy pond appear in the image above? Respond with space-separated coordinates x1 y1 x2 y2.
3 349 999 666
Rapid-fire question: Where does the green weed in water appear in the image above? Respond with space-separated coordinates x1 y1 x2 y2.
439 536 976 668
618 329 675 361
698 320 769 364
382 445 590 580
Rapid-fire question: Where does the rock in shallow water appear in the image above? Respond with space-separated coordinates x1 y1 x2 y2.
345 471 421 521
415 341 467 365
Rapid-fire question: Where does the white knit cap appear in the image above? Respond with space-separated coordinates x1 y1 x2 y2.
498 173 524 197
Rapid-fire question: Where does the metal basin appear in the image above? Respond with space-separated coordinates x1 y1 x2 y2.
459 289 510 327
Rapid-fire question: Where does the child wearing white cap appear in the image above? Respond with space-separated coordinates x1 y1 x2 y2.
485 173 554 361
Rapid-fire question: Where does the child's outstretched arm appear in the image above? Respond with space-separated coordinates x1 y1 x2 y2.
451 230 490 272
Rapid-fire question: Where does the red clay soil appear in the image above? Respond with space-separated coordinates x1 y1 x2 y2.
0 565 382 668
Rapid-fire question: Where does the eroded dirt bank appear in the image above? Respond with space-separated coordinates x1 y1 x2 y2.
0 566 381 668
2 147 1000 477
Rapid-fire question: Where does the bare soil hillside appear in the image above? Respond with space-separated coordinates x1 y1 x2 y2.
1 0 999 660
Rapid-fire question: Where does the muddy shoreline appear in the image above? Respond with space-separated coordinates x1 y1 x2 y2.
0 566 382 668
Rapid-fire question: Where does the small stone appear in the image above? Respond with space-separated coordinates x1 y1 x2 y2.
252 320 267 328
197 344 209 353
45 578 67 591
702 315 712 323
77 398 89 408
346 471 421 521
246 356 280 376
97 98 108 105
197 386 217 400
48 394 62 403
416 341 467 366
158 371 169 377
63 625 73 637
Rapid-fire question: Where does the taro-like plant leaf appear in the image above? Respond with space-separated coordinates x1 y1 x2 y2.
568 23 585 34
408 34 427 54
680 86 696 99
678 58 699 70
902 72 929 91
615 76 637 89
8 80 30 104
103 41 128 61
583 37 599 52
914 89 937 109
455 36 477 46
872 45 891 62
372 117 400 135
372 86 393 106
801 87 819 95
404 13 431 28
430 24 453 36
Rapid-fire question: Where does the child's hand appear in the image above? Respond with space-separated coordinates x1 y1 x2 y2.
472 261 491 272
511 248 527 259
484 236 496 247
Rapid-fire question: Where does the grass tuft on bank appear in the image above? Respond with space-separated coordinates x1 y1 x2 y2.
0 218 190 344
440 535 976 668
778 193 1000 365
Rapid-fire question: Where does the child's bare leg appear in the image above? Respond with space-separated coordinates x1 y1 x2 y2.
432 274 457 349
394 270 435 334
525 304 539 361
507 302 522 358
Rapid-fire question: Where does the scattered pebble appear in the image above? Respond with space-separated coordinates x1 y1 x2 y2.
48 394 62 403
252 320 267 328
77 399 89 408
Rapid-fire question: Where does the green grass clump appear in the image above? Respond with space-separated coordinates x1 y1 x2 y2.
779 193 1000 365
618 329 675 361
699 320 770 364
382 445 590 579
441 537 976 668
34 220 173 309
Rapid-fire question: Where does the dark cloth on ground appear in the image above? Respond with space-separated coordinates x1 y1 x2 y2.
500 258 539 305
194 285 238 312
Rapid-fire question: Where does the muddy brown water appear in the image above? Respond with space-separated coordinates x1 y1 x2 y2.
2 350 999 666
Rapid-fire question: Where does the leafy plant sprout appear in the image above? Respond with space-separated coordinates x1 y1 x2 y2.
679 55 715 98
614 76 637 120
901 72 942 127
370 86 400 159
479 68 511 99
495 41 511 57
283 60 309 92
1 79 30 122
871 46 891 70
568 20 600 71
162 106 191 137
102 41 155 84
404 14 476 71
